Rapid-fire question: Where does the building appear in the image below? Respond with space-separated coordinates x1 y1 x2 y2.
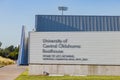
18 26 28 65
19 15 120 76
35 15 120 31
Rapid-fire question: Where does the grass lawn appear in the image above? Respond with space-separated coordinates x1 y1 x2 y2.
15 70 120 80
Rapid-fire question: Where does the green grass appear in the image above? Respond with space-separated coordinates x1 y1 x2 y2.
15 70 120 80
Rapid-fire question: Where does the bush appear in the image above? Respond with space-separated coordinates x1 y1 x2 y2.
0 45 19 60
0 56 15 65
8 52 18 60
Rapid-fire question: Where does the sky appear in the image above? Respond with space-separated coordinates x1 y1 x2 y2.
0 0 120 48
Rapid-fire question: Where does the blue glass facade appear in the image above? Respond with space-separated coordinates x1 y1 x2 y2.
35 15 120 32
17 26 28 65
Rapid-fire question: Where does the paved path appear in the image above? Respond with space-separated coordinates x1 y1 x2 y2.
0 64 27 80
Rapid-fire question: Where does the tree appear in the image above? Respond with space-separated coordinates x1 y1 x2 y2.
6 45 14 52
0 41 2 48
0 45 19 60
8 51 18 60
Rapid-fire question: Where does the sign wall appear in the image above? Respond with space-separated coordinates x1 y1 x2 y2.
29 32 120 65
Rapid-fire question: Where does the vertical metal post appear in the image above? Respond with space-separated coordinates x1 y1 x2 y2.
62 10 63 15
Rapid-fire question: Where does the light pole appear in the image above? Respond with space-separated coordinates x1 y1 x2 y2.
58 6 68 15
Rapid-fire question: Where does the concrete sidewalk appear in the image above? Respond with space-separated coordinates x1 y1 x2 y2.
0 64 27 80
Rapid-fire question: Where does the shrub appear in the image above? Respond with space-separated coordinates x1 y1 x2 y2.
0 56 15 65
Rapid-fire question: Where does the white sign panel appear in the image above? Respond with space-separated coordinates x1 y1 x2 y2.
29 32 120 65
